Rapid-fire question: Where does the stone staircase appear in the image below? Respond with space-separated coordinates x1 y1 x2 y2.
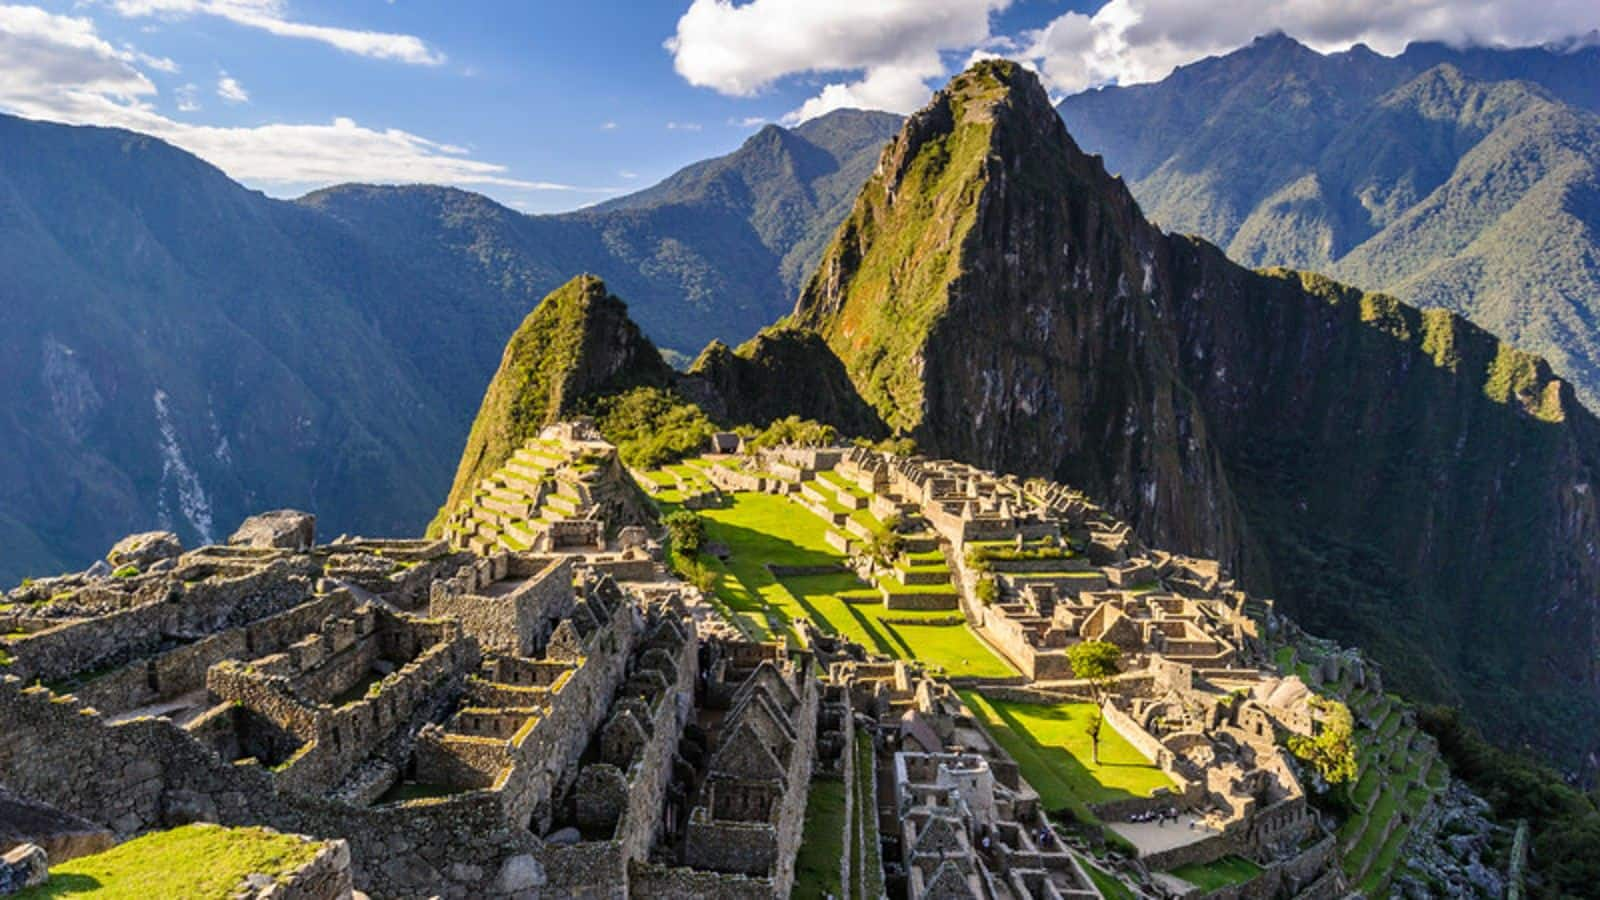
444 440 600 554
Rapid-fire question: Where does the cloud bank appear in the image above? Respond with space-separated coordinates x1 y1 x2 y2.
667 0 1600 120
0 3 567 193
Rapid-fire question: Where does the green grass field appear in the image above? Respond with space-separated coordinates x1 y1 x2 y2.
1169 856 1263 891
792 778 847 899
658 489 1015 676
13 824 321 899
961 691 1175 811
786 574 1014 678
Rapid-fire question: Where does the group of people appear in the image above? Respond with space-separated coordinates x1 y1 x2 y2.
1127 806 1184 827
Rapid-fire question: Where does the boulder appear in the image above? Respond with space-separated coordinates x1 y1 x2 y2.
229 510 316 551
496 854 546 892
83 560 112 581
0 843 48 894
106 531 183 569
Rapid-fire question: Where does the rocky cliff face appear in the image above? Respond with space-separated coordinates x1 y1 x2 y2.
435 275 673 527
681 328 885 438
795 60 1600 761
796 60 1244 562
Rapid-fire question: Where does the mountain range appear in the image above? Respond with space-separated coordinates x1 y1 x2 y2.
1058 32 1600 407
0 107 897 585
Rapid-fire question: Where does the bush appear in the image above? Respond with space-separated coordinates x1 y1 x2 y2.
111 564 140 579
662 510 705 558
590 387 716 470
975 575 998 605
746 415 837 450
679 558 719 594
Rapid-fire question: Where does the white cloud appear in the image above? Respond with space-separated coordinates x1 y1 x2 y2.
215 71 247 103
107 0 445 65
599 120 617 130
665 120 701 131
1023 0 1600 95
666 0 1010 123
0 4 571 193
619 169 639 179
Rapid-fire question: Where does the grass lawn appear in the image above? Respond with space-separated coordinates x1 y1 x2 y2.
961 691 1175 811
786 574 1014 678
1076 855 1136 900
792 778 847 900
14 824 321 899
1169 856 1263 891
662 491 1014 676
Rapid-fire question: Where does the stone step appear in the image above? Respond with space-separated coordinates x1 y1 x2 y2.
480 494 533 520
543 494 578 517
894 564 951 586
514 446 565 468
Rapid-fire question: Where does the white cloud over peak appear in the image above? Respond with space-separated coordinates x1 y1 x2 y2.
107 0 445 65
1023 0 1600 95
215 71 247 103
668 0 1600 118
667 0 1010 123
0 3 568 195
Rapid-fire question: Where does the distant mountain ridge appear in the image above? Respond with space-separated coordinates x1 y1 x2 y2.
302 108 901 357
0 108 899 585
1058 33 1600 406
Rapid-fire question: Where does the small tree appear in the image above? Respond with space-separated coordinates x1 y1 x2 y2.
681 558 719 595
1287 697 1359 787
1068 640 1123 764
662 510 705 558
974 575 999 605
866 515 905 566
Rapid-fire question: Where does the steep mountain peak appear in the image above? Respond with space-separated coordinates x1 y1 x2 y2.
432 273 671 529
795 59 1236 554
796 59 1144 427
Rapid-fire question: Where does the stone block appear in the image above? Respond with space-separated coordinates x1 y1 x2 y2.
106 531 183 569
230 511 316 551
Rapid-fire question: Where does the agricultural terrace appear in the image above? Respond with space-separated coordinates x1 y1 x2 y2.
648 469 1015 678
961 691 1176 818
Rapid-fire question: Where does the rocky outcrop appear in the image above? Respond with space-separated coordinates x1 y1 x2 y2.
0 788 115 864
681 327 886 439
0 844 47 895
106 531 183 569
230 511 317 552
792 59 1600 763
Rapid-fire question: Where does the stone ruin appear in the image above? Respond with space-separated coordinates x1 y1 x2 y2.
0 500 834 898
0 426 1429 898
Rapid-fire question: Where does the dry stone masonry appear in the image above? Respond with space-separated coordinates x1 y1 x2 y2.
0 425 1497 897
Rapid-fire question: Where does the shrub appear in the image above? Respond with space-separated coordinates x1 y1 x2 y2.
1286 697 1358 786
679 558 719 594
662 510 706 558
111 564 140 579
590 387 716 470
975 575 998 605
746 415 837 450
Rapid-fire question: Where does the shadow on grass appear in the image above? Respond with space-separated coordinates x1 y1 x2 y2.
16 874 102 898
988 700 1144 807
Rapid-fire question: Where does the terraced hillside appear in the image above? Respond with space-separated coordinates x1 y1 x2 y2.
1275 645 1452 896
440 428 652 554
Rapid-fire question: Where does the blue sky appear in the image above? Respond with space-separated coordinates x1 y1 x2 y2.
3 0 1597 213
